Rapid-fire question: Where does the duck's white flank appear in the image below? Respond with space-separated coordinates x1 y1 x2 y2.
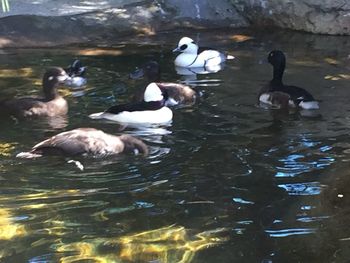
89 107 173 124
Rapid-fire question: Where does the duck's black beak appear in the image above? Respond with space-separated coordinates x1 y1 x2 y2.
172 47 181 53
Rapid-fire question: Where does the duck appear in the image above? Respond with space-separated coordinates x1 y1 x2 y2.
16 128 148 158
89 82 173 125
0 67 70 118
129 60 197 106
64 60 87 87
173 37 234 68
259 50 319 110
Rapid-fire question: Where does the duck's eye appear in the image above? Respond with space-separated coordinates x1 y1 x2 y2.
48 76 54 81
270 53 274 57
180 44 188 50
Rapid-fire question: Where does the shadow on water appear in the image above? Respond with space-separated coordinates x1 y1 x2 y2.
0 29 350 262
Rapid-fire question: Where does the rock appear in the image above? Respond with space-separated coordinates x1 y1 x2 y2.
230 0 350 35
0 0 248 48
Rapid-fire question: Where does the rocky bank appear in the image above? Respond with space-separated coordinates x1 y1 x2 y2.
0 0 348 48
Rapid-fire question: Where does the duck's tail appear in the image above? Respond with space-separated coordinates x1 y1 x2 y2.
298 100 320 110
226 54 235 60
16 151 42 159
89 112 105 119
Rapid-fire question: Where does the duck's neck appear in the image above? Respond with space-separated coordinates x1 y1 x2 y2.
271 63 285 85
43 80 59 101
147 73 161 83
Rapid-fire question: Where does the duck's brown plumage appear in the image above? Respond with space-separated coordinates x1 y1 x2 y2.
17 128 148 158
0 67 69 118
130 61 196 105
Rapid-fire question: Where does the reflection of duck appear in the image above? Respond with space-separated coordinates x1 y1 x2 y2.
64 60 87 87
16 128 148 158
175 63 224 76
173 37 234 68
130 60 196 106
259 50 319 110
89 83 173 125
0 67 69 118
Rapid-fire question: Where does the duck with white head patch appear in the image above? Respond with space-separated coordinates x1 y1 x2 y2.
64 59 87 87
0 67 70 118
173 37 234 68
89 82 173 125
129 60 197 106
259 50 319 110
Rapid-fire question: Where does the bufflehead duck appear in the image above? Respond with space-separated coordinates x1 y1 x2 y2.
16 128 148 158
259 50 319 110
129 60 196 106
173 37 234 68
65 60 87 87
0 67 69 118
89 82 173 125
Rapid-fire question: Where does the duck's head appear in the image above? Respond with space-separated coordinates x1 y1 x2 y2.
65 60 86 77
268 50 286 68
119 134 149 156
129 60 160 82
173 37 198 54
42 67 70 99
143 83 165 102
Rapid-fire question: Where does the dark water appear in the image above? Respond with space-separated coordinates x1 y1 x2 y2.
1 29 350 262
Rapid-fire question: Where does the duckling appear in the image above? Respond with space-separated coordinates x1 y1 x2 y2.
129 60 196 106
0 67 69 118
173 37 234 68
259 50 319 110
65 60 87 87
16 128 148 158
89 82 173 125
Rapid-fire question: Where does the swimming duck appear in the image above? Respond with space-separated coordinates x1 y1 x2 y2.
65 60 87 87
129 60 196 106
16 128 148 158
259 50 319 110
0 67 70 118
89 82 173 125
173 37 234 68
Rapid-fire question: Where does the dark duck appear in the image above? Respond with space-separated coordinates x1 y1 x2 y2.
16 128 148 158
259 50 319 110
129 60 196 106
64 59 87 87
0 67 70 118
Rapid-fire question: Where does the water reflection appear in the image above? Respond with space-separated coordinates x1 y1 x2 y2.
55 225 228 263
0 208 27 240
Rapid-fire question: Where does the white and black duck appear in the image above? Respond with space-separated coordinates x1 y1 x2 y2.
173 37 234 68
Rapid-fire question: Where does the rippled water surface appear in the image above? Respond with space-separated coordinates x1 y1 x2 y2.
1 29 350 262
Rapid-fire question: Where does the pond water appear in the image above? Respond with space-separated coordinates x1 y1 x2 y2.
0 29 350 262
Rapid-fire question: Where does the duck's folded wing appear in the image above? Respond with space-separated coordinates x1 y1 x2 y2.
32 131 91 155
1 98 47 117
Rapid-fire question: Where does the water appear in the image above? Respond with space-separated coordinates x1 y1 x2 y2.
0 29 350 262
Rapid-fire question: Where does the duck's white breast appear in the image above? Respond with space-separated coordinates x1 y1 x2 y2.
175 53 198 67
